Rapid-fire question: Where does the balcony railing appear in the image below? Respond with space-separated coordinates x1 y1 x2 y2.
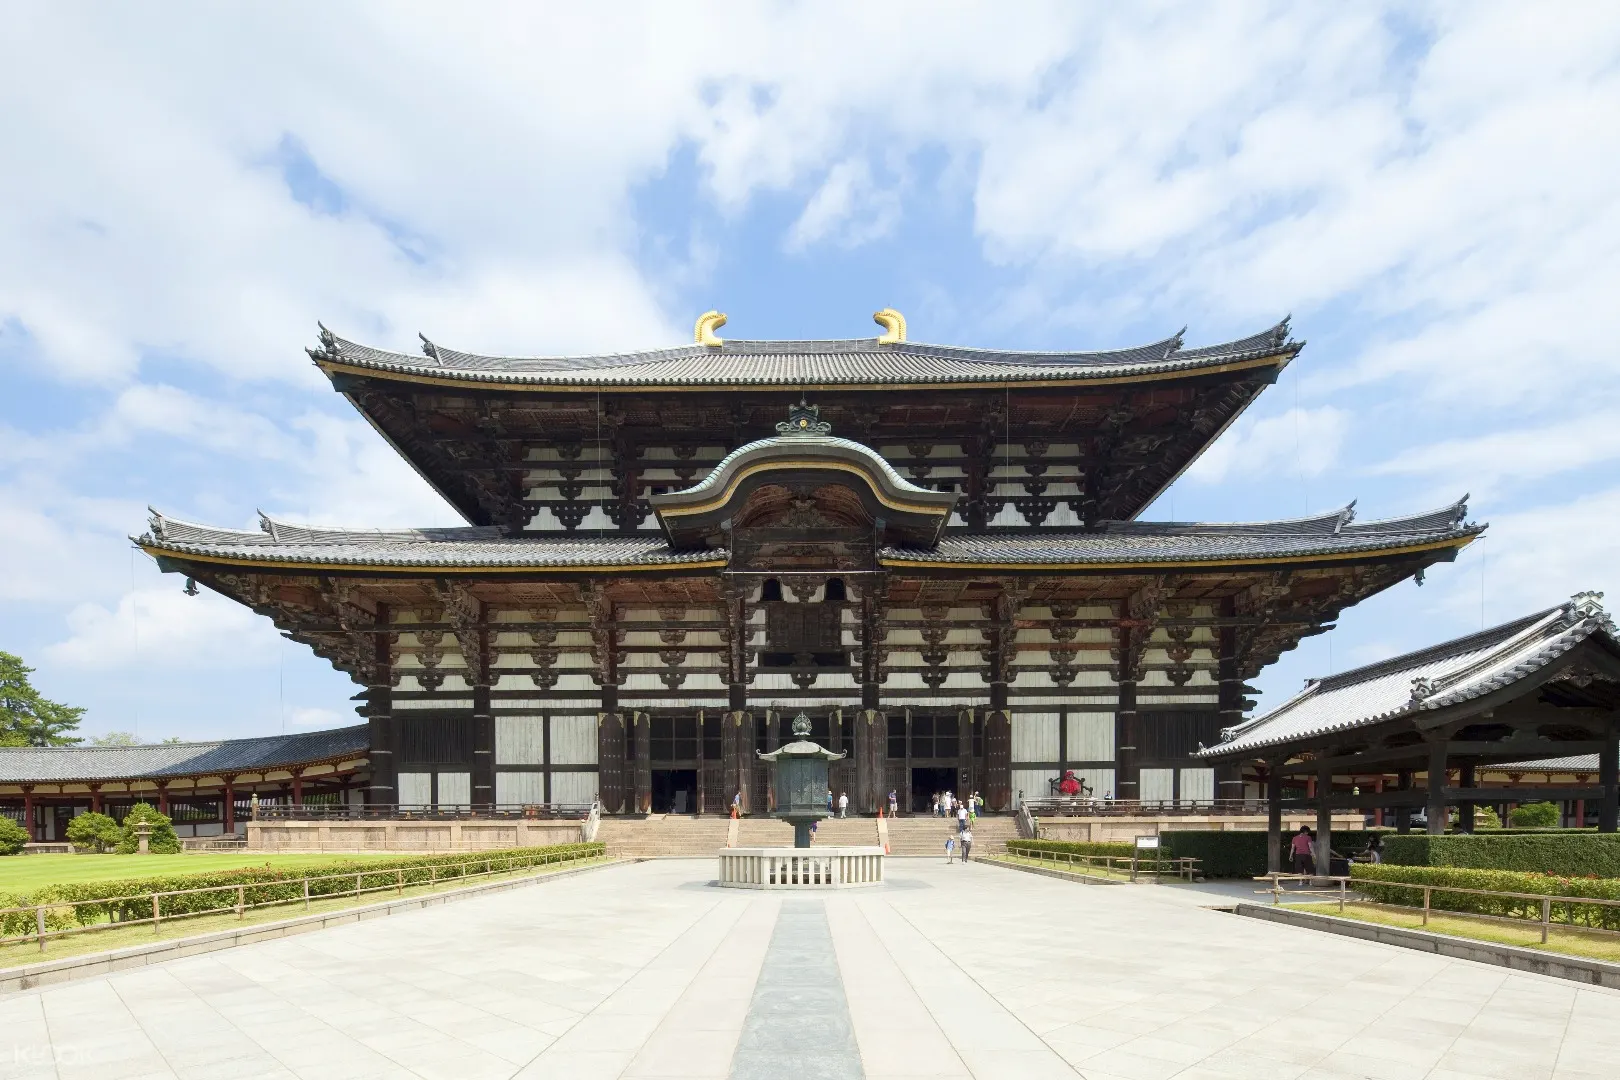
1022 797 1270 818
252 802 593 822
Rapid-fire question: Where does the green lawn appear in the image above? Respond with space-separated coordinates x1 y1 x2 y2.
0 853 399 894
1295 900 1620 965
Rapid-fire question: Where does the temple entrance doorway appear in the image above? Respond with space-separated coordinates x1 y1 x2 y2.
651 769 698 814
911 766 955 814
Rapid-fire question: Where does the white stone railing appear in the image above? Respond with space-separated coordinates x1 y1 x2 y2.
717 846 884 890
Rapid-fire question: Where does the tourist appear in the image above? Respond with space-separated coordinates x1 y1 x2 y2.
1290 825 1314 876
837 792 849 818
731 791 741 818
931 792 940 816
888 789 899 817
1365 834 1384 864
957 802 969 833
826 788 834 813
944 833 956 862
960 825 973 861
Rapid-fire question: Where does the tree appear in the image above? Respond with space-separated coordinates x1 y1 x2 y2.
0 815 27 855
0 652 84 746
1511 801 1562 828
90 731 142 746
115 803 181 854
66 811 122 853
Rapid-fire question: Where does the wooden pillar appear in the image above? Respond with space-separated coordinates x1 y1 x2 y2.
291 770 304 808
854 709 885 815
22 786 35 843
1314 761 1333 881
729 710 756 814
1425 739 1448 835
632 712 652 814
1574 798 1587 829
1601 719 1619 834
90 784 103 815
1266 763 1283 874
1115 668 1139 801
1458 761 1476 833
472 679 495 811
695 709 706 816
1396 769 1413 833
597 710 626 814
1373 776 1385 828
367 614 397 807
1215 622 1245 805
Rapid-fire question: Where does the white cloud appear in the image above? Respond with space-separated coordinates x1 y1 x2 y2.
1370 414 1620 500
288 706 348 728
1185 406 1350 485
786 160 901 252
44 586 281 671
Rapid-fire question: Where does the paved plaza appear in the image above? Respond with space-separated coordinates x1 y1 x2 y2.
1 859 1614 1080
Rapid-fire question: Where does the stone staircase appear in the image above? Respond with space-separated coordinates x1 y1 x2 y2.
883 814 1019 856
597 815 731 857
599 814 888 856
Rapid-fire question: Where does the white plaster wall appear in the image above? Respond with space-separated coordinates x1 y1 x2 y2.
496 771 547 805
437 772 471 806
550 771 598 806
550 716 598 765
398 773 431 806
1179 768 1215 803
1012 714 1059 762
1140 769 1174 802
495 716 545 765
1067 713 1114 761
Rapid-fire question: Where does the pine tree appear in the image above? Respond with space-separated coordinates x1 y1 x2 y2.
0 652 85 746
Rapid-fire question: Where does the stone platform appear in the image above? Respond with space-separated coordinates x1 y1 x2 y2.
717 846 883 889
246 818 583 852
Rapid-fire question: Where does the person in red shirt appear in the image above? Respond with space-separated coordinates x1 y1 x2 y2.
1290 826 1315 875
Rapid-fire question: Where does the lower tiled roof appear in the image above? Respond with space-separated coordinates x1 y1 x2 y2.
139 501 1479 571
1202 593 1616 758
1486 754 1601 773
0 726 369 784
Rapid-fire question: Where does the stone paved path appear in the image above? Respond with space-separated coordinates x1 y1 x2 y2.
1 859 1613 1079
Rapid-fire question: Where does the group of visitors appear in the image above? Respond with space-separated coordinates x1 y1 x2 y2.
825 790 850 818
941 790 981 863
1288 825 1382 875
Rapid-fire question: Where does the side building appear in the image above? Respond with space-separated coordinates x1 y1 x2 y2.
114 312 1481 817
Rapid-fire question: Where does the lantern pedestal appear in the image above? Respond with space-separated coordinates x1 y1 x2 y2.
717 846 884 890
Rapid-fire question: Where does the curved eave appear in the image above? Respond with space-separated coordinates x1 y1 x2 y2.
139 542 729 574
312 349 1296 394
880 532 1479 572
0 751 370 788
651 459 956 524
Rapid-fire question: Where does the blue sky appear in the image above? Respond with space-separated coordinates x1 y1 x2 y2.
2 3 1618 741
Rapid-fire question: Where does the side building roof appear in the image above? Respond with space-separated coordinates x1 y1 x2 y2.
1201 593 1617 759
0 725 370 785
308 320 1300 390
137 500 1480 573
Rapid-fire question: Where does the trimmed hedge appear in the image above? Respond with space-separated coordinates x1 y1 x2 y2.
1006 839 1138 859
0 842 604 937
1352 863 1620 930
1380 833 1620 876
1154 830 1390 879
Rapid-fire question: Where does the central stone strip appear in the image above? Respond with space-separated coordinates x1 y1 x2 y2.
728 899 863 1080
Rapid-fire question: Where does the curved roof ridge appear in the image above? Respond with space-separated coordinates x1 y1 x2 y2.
307 320 1301 386
0 724 371 784
674 432 939 501
1342 494 1472 535
1310 606 1564 693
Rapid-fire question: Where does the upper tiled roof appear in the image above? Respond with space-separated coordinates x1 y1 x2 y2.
138 500 1478 571
307 320 1300 388
0 726 369 784
1203 592 1617 758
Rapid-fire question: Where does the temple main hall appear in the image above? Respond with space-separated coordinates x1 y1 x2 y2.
129 309 1482 818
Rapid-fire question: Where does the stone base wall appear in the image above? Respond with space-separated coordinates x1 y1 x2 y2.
1037 813 1363 843
247 819 583 853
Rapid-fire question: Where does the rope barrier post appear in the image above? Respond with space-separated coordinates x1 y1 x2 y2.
1423 886 1431 926
237 885 245 920
303 877 310 911
36 905 46 953
429 866 436 889
397 869 403 896
1542 897 1552 944
152 894 160 935
1339 877 1347 913
356 873 361 899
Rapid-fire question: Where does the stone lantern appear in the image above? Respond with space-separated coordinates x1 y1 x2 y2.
757 713 845 849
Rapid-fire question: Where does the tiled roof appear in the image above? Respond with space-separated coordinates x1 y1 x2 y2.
1203 593 1616 758
138 500 1478 572
308 320 1301 388
1486 754 1601 773
884 501 1479 564
140 513 724 568
0 726 369 784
